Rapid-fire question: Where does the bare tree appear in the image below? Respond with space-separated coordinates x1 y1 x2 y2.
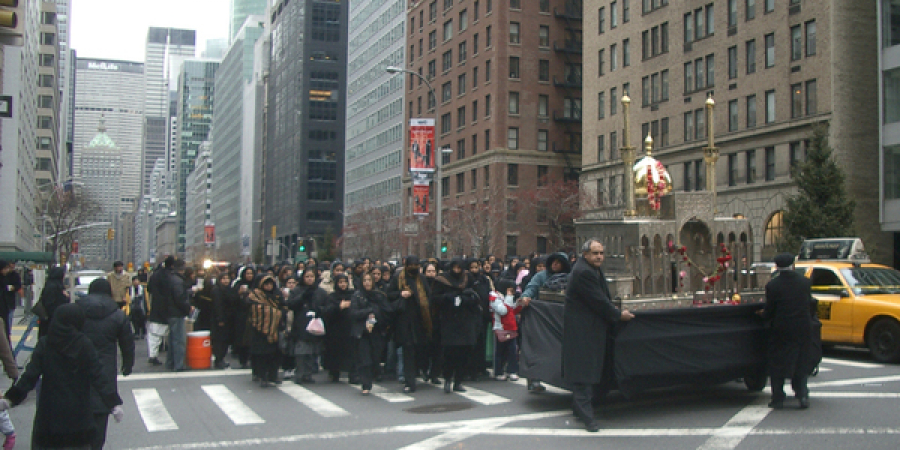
443 183 508 257
342 204 401 261
512 177 594 254
39 188 102 263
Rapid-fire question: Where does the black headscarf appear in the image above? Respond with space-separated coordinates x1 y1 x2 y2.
46 303 89 359
88 278 113 296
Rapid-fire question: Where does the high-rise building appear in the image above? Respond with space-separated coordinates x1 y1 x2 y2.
400 0 583 258
53 0 73 183
72 58 144 220
879 0 900 266
210 16 265 262
230 0 268 43
174 59 219 255
0 0 42 252
581 0 889 263
343 0 406 260
142 27 196 196
134 158 172 264
184 142 213 262
80 118 123 266
263 0 347 260
36 2 61 188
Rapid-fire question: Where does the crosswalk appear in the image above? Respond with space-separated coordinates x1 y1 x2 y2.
128 376 541 432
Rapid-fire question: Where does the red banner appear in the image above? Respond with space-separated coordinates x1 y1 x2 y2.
204 224 216 244
413 184 430 216
409 118 435 172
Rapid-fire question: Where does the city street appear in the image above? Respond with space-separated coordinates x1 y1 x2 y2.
7 318 900 450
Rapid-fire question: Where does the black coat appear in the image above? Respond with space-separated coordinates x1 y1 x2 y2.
349 289 377 339
468 272 494 321
286 284 327 342
386 272 432 346
37 267 68 337
0 269 20 320
562 258 623 384
324 288 354 372
762 269 816 378
432 273 480 346
76 292 135 414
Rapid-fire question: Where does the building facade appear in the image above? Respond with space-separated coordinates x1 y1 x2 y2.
263 0 348 261
174 59 219 256
230 0 268 43
879 0 900 266
184 143 213 263
581 0 890 264
401 0 583 258
210 16 265 262
343 0 406 261
36 1 61 188
80 119 123 267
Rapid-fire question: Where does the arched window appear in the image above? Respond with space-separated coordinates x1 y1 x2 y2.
764 211 784 247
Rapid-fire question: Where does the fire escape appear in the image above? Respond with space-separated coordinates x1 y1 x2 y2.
552 0 583 181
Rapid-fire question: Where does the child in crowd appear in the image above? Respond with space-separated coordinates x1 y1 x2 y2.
490 279 522 381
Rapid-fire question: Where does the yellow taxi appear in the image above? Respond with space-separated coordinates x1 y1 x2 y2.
792 238 900 363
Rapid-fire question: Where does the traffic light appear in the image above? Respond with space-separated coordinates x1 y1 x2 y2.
0 0 23 46
441 240 448 254
298 240 306 252
106 228 115 240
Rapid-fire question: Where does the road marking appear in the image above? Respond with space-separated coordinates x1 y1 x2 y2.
813 392 900 398
277 383 350 417
347 383 415 402
820 357 884 369
451 384 511 405
398 417 511 450
696 398 771 450
119 369 251 382
133 388 178 432
808 374 900 388
201 384 265 425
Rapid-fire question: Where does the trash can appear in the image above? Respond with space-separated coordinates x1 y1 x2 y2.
186 330 212 369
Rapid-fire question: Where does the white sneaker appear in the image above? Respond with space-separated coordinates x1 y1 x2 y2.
508 374 519 381
495 374 507 381
284 369 294 378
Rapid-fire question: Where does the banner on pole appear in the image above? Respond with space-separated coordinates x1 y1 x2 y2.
409 118 435 173
204 224 216 245
413 184 430 216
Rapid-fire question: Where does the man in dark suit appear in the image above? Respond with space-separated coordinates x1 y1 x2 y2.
562 238 634 432
760 252 816 409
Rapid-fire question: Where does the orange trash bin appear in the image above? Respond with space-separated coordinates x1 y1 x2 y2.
186 330 212 369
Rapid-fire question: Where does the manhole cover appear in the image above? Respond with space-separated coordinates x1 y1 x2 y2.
405 402 475 414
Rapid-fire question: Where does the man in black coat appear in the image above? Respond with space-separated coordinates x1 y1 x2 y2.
76 279 134 449
163 259 194 372
563 239 634 432
760 252 816 409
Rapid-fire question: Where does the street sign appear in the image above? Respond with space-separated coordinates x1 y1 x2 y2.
403 222 419 236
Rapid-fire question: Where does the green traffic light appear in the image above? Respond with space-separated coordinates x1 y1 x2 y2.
299 245 306 252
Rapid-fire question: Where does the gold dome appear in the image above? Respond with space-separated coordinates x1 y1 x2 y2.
633 133 673 197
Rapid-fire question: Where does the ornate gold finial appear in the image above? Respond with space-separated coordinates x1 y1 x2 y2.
622 93 631 105
706 92 715 107
644 132 653 156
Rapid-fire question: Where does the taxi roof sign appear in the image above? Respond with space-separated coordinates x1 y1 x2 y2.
797 238 869 264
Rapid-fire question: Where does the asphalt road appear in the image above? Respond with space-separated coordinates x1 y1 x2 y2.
7 320 900 450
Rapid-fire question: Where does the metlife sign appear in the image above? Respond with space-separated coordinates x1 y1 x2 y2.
87 61 120 71
77 59 144 74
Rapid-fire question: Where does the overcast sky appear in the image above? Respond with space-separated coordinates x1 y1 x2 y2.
70 0 231 62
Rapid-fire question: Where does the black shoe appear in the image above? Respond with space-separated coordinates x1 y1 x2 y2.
584 420 601 432
444 380 452 393
214 361 230 370
403 385 416 393
768 400 784 409
329 372 340 382
452 383 466 392
798 397 810 409
148 357 162 366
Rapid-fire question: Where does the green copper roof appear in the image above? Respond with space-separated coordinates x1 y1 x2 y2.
87 116 117 148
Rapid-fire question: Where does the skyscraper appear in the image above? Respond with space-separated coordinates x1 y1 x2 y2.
229 0 268 43
174 59 219 255
264 0 348 260
80 119 123 266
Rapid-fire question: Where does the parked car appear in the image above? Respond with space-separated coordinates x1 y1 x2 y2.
71 269 106 298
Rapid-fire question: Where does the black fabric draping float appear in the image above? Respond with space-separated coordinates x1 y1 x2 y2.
520 300 770 396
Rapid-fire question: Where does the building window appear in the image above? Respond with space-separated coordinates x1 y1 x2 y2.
428 60 436 79
537 130 548 151
683 162 693 192
746 94 757 128
486 25 492 47
746 0 756 20
564 97 581 119
765 0 774 13
508 128 519 150
537 165 549 186
472 100 478 121
442 81 452 102
443 20 453 41
506 235 518 257
765 146 775 181
509 91 520 115
599 7 605 34
789 141 804 172
610 44 618 72
791 83 802 118
538 95 549 117
485 94 491 116
509 57 520 78
746 149 757 183
598 91 606 119
765 33 775 67
610 87 618 116
430 1 437 20
765 90 776 123
508 163 519 185
623 38 631 66
472 134 479 154
38 95 54 108
746 39 756 74
485 60 492 81
539 59 550 82
39 54 54 67
805 20 816 56
457 106 466 128
510 0 520 9
791 25 802 61
728 0 737 27
684 111 694 142
38 115 53 129
459 9 468 30
442 50 452 71
459 41 467 63
661 117 670 146
764 211 784 248
806 79 817 115
728 153 737 186
728 46 738 79
540 0 549 13
472 169 478 190
484 164 491 186
40 32 55 45
429 31 437 50
458 74 467 95
624 0 630 22
599 49 605 76
473 33 479 53
441 112 452 133
597 135 606 162
539 25 550 47
729 100 739 131
510 22 520 44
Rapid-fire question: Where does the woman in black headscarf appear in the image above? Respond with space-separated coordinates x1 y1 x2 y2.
248 275 286 387
323 274 355 382
287 268 328 383
37 266 69 338
3 303 123 449
231 267 256 369
431 258 480 393
211 272 239 369
349 272 394 394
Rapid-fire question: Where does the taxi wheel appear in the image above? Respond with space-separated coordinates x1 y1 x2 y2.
867 319 900 363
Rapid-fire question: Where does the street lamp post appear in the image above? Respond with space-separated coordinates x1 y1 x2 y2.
386 65 446 258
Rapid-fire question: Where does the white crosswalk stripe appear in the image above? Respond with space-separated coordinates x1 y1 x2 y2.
201 384 265 425
451 384 511 405
509 378 570 395
133 388 178 432
277 383 351 417
348 382 415 402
